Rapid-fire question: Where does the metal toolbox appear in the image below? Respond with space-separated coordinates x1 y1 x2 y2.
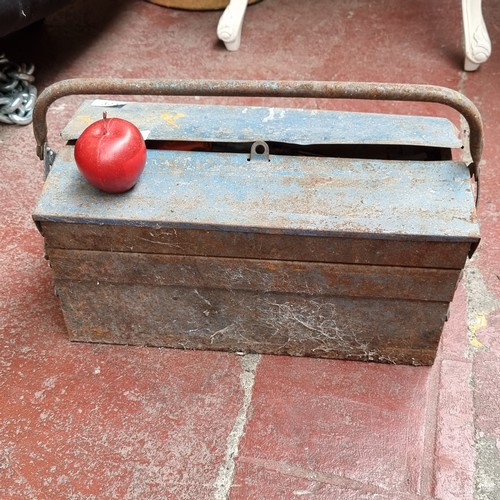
32 79 482 365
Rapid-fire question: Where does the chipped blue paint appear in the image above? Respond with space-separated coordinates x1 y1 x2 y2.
61 101 462 149
34 148 479 242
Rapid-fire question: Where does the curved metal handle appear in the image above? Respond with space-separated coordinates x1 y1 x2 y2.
33 78 483 200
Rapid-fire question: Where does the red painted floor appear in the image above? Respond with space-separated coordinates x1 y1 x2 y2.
1 0 499 498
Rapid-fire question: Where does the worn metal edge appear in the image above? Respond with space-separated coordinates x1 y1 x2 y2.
60 100 463 149
32 215 481 244
63 335 439 366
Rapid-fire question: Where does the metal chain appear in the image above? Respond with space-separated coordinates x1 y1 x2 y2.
0 54 37 126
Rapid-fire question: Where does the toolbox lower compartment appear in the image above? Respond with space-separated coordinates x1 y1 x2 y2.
55 279 449 365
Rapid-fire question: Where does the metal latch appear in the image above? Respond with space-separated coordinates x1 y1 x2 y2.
248 140 270 162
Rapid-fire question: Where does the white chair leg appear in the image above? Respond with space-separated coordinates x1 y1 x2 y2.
462 0 491 71
217 0 249 51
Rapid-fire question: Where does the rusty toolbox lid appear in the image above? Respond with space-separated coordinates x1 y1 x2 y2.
60 100 462 149
34 145 480 243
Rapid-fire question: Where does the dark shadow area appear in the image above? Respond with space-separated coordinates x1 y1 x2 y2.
1 0 135 87
0 0 76 38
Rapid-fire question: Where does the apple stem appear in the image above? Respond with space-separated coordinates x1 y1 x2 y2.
102 111 109 134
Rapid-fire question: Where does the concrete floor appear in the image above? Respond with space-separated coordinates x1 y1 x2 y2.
1 0 499 498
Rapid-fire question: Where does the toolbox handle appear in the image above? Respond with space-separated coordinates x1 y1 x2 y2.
33 78 483 203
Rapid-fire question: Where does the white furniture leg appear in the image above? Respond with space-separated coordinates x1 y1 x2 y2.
462 0 491 71
217 0 249 51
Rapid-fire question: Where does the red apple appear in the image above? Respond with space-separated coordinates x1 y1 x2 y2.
74 112 147 193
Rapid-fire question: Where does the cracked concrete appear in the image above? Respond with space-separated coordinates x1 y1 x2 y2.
463 263 500 499
213 354 260 499
474 428 500 499
464 263 500 357
464 264 500 322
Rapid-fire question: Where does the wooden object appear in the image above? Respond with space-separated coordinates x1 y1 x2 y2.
145 0 260 11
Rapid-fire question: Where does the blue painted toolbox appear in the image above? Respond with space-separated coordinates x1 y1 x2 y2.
32 79 481 365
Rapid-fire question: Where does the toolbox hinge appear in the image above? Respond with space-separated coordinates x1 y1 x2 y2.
43 143 56 178
468 162 480 207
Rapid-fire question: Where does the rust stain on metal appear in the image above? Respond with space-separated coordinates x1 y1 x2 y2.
33 78 484 167
31 78 482 366
41 222 473 270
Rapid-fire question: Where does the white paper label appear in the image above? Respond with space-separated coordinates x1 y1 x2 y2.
91 99 128 108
